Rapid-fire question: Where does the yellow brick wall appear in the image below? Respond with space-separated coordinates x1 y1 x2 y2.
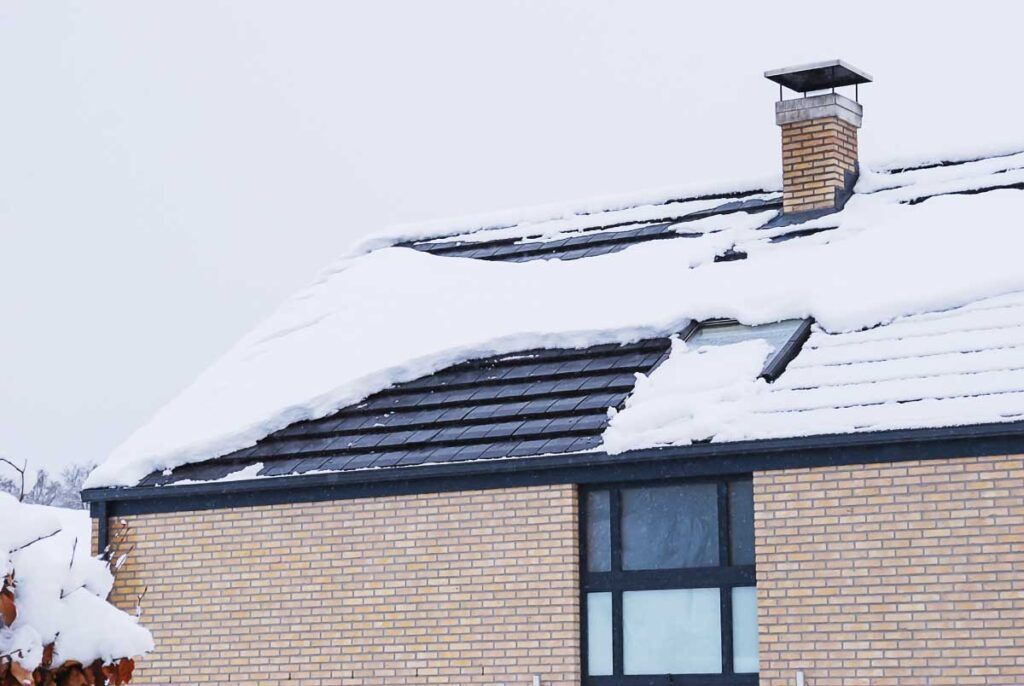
99 454 1024 684
781 116 858 214
755 455 1024 686
107 485 580 685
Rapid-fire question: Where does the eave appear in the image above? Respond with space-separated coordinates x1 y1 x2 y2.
83 419 1024 518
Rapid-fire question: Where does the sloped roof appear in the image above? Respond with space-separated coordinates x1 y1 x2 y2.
85 148 1024 489
140 337 671 485
141 318 812 485
401 193 780 262
758 290 1024 435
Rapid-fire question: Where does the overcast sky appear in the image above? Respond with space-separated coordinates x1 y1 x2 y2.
3 1 1023 476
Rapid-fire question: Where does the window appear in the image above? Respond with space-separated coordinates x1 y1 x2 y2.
582 478 758 684
685 318 807 380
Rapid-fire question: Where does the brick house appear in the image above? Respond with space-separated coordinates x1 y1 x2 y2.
82 61 1024 685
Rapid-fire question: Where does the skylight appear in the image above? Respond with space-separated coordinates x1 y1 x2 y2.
684 319 809 379
601 318 811 454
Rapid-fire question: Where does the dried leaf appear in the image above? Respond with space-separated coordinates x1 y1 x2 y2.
1 574 17 627
116 660 133 684
33 670 56 686
40 646 53 671
55 665 86 686
9 662 32 686
86 662 104 686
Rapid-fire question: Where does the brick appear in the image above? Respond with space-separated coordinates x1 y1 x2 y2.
780 115 858 214
99 454 1024 685
105 485 581 685
756 456 1024 686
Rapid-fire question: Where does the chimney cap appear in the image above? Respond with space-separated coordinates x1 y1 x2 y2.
764 59 872 93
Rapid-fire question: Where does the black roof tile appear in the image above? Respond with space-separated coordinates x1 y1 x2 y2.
398 194 782 263
146 318 811 486
151 335 672 484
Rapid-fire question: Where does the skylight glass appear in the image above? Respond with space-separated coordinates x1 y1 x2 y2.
684 319 805 377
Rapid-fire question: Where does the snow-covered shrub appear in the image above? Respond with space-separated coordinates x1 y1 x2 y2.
0 493 152 685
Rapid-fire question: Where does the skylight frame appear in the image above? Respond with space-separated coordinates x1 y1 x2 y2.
680 317 813 381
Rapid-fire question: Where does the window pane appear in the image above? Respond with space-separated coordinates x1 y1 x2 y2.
686 319 800 352
622 484 718 570
586 593 613 676
729 479 755 566
623 588 722 675
586 491 611 572
732 586 760 673
686 319 801 374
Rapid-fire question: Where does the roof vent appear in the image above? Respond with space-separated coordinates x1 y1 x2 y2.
765 60 873 216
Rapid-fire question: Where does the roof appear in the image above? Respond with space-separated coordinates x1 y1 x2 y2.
400 193 780 262
140 337 672 485
138 319 811 485
84 147 1024 491
746 290 1024 435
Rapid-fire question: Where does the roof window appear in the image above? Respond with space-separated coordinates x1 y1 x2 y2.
684 318 811 380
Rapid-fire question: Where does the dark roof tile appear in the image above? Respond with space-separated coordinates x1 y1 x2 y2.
151 335 672 483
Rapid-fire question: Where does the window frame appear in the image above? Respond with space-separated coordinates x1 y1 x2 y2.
579 476 758 686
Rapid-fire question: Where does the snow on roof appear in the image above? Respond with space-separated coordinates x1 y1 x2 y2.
0 494 153 672
86 148 1024 488
356 175 778 252
138 337 674 486
604 291 1024 453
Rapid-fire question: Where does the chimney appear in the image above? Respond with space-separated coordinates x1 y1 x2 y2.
765 60 872 216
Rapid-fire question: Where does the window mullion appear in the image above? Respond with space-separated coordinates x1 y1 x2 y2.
610 489 624 676
582 480 757 681
718 481 734 676
583 566 755 592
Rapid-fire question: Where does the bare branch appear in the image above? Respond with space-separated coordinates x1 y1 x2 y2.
0 457 26 502
134 586 148 619
104 520 131 568
9 528 60 554
0 646 26 662
59 583 87 600
113 544 135 573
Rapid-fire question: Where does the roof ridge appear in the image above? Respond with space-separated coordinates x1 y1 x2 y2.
354 177 779 253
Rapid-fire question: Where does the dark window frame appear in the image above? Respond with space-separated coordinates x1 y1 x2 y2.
580 476 758 686
686 317 811 382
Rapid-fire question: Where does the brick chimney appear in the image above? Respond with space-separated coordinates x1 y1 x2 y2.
765 60 872 216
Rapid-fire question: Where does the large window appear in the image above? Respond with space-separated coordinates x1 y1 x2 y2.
582 478 758 684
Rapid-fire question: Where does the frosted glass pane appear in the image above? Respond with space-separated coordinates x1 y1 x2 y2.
622 484 718 570
586 593 613 676
732 586 760 673
586 491 611 572
687 319 801 374
687 319 800 353
623 588 722 674
729 479 755 566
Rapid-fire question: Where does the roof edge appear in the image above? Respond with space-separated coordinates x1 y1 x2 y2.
84 420 1024 515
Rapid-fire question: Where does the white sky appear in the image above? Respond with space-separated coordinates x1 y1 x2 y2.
3 1 1023 476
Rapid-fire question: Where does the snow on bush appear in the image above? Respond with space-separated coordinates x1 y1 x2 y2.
0 493 152 685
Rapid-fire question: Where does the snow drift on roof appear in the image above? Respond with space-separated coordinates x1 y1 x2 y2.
86 152 1024 488
357 177 778 252
603 338 775 454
